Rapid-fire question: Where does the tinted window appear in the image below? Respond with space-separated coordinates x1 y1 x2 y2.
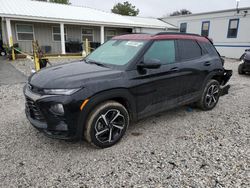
199 41 218 56
144 40 176 64
227 19 239 38
178 40 202 60
180 23 187 33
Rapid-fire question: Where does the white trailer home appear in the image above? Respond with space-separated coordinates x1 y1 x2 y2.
0 0 177 55
162 7 250 59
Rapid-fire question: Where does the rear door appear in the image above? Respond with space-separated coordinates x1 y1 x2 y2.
176 39 208 97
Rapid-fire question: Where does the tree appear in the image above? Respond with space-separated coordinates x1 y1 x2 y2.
111 1 139 16
170 9 192 16
49 0 70 4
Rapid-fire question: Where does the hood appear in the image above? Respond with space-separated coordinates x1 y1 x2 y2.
29 61 123 89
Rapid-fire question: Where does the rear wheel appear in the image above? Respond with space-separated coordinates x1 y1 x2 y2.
198 80 220 111
238 63 245 75
84 101 129 148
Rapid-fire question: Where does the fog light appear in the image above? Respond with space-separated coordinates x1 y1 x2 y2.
50 104 64 115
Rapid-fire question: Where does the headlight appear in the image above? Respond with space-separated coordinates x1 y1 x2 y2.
43 88 81 95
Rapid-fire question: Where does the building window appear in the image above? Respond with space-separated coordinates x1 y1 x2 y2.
106 30 116 41
82 28 94 42
52 26 67 42
180 23 187 33
16 24 34 41
227 19 239 38
201 21 210 37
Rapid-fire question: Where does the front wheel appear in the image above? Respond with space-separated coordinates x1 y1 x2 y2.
84 101 129 148
198 80 220 111
238 63 245 75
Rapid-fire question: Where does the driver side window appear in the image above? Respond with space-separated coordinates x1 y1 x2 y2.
144 40 176 64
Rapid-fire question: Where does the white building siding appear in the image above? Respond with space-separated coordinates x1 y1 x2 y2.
163 8 250 58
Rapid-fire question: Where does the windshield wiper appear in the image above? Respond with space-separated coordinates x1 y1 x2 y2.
85 59 107 67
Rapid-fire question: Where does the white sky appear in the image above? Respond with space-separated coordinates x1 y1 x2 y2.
70 0 250 17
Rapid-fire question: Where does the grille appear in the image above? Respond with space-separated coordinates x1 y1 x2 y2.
25 97 45 122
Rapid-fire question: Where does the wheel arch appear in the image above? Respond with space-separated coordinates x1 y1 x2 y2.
204 71 224 87
76 88 137 139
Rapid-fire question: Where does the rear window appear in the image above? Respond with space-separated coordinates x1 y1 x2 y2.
177 40 202 61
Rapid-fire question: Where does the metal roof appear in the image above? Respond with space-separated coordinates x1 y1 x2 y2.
162 7 250 19
0 0 176 29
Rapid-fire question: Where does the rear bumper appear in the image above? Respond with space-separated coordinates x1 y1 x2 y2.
220 85 230 96
220 69 232 96
221 69 233 86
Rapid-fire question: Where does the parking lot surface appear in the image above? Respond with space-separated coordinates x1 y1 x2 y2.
0 59 249 187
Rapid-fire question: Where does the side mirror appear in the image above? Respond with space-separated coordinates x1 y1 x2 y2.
137 59 161 69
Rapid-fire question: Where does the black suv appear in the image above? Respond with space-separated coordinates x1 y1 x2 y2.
24 33 232 148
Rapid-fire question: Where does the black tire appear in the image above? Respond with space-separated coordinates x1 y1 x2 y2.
238 63 245 75
198 80 220 111
84 101 129 148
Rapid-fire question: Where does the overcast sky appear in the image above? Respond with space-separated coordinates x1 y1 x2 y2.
70 0 250 17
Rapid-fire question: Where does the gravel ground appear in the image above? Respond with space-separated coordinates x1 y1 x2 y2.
0 59 249 187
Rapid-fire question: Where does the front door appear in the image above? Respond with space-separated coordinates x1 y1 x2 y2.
130 40 187 119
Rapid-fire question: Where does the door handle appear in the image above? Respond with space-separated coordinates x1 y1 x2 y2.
170 67 179 72
204 62 211 66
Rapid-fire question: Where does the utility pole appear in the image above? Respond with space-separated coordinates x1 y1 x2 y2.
236 0 241 14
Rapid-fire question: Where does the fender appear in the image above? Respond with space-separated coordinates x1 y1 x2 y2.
202 69 224 89
76 88 137 139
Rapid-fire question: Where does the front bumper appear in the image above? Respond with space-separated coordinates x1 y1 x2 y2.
24 85 82 140
243 62 250 72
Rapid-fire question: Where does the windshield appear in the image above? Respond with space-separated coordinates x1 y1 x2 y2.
85 40 147 66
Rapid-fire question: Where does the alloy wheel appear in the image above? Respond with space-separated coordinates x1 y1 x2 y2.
205 84 219 108
94 109 125 144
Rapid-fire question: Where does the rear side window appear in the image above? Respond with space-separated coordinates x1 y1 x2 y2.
199 41 219 56
144 40 176 64
177 40 202 61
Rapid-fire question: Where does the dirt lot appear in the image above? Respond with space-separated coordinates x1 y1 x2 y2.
0 59 249 187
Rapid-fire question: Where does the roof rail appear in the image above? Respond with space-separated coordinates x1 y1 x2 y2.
155 32 201 37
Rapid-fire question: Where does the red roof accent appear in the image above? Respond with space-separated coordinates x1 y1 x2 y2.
113 34 209 43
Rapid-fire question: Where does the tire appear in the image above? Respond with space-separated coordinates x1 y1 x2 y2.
198 80 220 111
238 63 245 75
84 101 129 148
